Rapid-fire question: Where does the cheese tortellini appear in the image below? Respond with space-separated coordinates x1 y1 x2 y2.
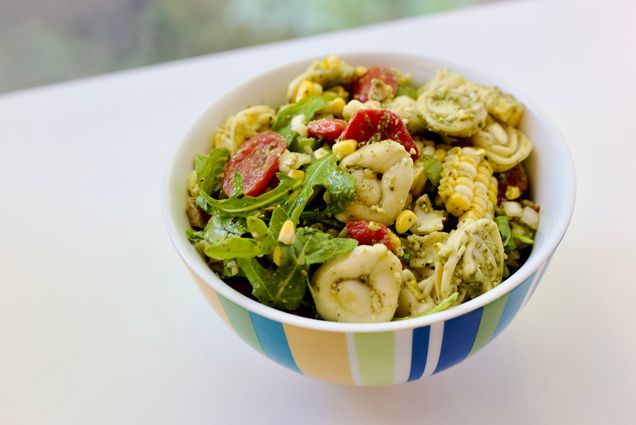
435 219 505 301
417 85 488 137
311 244 403 323
287 55 356 102
213 105 276 153
472 118 533 172
337 140 414 225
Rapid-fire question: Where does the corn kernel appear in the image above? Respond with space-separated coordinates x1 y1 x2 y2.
332 139 357 160
295 80 323 101
388 231 402 250
395 210 417 234
278 220 296 245
287 169 305 180
318 97 346 116
354 65 368 77
272 245 283 266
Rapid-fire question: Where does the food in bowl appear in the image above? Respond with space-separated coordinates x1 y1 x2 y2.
184 55 540 323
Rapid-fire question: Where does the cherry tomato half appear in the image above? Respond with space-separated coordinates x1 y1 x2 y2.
341 109 419 159
222 131 287 197
346 220 395 252
307 118 347 142
351 67 398 102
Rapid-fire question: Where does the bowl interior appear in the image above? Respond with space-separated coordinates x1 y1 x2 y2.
164 52 575 333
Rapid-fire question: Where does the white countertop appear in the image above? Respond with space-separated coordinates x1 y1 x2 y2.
2 0 635 423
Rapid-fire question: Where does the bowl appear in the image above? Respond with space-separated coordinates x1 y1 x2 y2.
163 52 575 386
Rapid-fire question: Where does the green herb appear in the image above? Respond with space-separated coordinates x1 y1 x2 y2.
418 154 442 188
237 227 357 310
230 173 244 198
202 211 247 245
289 136 319 154
185 228 203 243
512 232 535 245
396 83 419 99
272 95 329 141
194 148 230 195
285 153 356 223
495 215 516 251
196 174 302 217
204 237 267 260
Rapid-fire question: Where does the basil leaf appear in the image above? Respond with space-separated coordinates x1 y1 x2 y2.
194 148 230 195
197 174 302 217
285 153 356 223
419 154 442 188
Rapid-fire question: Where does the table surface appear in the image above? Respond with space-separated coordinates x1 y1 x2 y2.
2 0 635 424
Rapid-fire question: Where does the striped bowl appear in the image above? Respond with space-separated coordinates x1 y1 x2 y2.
164 52 575 386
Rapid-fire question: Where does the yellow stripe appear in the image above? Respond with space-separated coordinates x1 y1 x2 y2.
190 271 231 328
283 324 354 385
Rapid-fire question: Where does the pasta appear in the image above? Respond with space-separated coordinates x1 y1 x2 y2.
185 55 540 323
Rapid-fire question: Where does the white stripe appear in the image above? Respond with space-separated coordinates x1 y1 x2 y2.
422 322 444 377
521 258 549 308
392 330 413 384
346 333 362 385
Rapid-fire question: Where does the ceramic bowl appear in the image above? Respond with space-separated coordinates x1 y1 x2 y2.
164 52 575 385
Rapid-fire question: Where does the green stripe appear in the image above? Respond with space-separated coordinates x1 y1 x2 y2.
469 294 509 355
354 332 394 385
218 296 263 353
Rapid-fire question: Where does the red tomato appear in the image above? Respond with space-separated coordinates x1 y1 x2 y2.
222 131 287 197
497 164 529 201
341 109 419 159
307 119 346 142
351 67 398 102
346 221 395 252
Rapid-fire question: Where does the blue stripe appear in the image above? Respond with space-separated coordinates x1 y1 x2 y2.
407 326 430 381
249 313 300 373
434 308 483 374
492 272 535 338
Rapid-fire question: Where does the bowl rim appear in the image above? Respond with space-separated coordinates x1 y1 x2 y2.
163 51 576 333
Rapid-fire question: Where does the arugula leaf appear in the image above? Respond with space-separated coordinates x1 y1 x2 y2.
269 207 289 239
418 154 442 188
185 229 203 243
272 95 330 141
194 148 230 195
512 232 534 245
202 212 247 245
236 227 357 310
495 215 516 251
289 136 319 154
285 153 356 223
196 174 302 217
230 173 244 198
293 227 357 265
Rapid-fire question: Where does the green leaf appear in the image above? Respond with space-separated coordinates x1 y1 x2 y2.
419 154 442 188
230 173 244 198
246 216 269 239
512 232 534 245
495 215 516 251
236 227 357 311
204 238 267 260
289 136 319 154
197 174 302 217
293 227 357 265
194 148 230 195
394 292 459 321
185 229 203 242
202 212 247 245
272 95 329 141
285 153 356 223
269 207 289 239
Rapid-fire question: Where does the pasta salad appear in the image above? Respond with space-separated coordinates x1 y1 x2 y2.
185 55 539 323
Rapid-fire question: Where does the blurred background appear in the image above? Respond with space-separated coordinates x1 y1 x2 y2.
1 0 504 94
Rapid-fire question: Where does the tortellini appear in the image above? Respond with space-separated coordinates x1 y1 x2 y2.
434 219 505 301
397 268 438 317
342 99 381 121
411 194 446 235
287 55 356 102
417 85 487 137
471 118 533 172
311 244 403 323
337 140 414 225
384 95 427 133
213 105 276 153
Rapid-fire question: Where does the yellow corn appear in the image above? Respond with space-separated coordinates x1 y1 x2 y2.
459 159 498 222
433 144 451 162
322 55 341 70
332 139 357 160
325 85 349 99
439 147 495 218
295 80 323 102
278 220 296 245
287 169 305 180
318 97 346 116
272 245 283 266
354 65 368 77
388 231 402 250
395 210 417 234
